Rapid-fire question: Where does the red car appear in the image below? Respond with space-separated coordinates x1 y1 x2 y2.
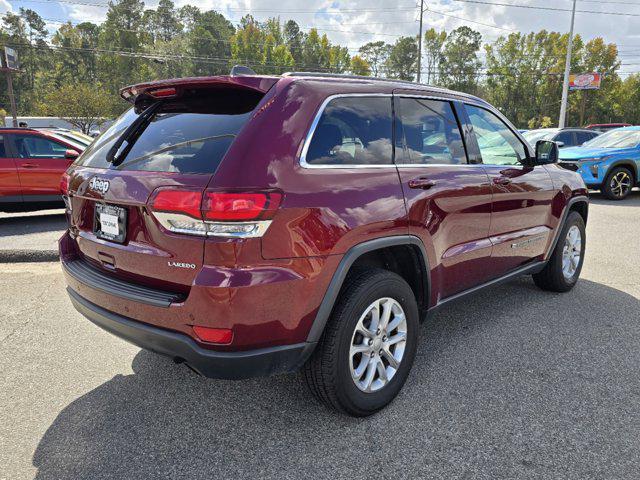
60 71 588 415
585 123 632 132
0 128 84 212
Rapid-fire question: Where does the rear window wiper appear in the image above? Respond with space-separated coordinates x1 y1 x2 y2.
106 101 163 166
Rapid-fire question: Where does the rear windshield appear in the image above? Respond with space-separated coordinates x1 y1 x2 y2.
75 90 261 173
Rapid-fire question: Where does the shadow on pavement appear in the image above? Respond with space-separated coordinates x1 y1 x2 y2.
0 211 66 237
588 189 640 206
32 278 640 479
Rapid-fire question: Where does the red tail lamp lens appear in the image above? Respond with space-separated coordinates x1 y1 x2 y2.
60 172 70 195
150 189 202 219
202 192 282 221
192 326 233 344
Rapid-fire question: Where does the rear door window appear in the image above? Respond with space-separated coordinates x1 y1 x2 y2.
304 96 393 165
576 131 597 144
76 91 260 174
555 130 575 147
397 97 466 165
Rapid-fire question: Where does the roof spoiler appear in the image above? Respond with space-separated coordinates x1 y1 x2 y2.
120 73 277 103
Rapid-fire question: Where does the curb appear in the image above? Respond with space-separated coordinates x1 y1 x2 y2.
0 249 60 263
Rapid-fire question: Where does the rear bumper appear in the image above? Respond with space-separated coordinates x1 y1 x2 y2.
67 287 315 379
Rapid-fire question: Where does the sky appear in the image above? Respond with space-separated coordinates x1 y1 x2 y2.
2 0 640 75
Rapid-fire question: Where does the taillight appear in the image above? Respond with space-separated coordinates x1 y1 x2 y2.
60 172 70 196
202 192 282 221
148 187 282 238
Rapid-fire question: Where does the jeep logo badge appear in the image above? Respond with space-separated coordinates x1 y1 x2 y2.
89 177 110 195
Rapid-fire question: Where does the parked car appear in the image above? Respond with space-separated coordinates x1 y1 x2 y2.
36 128 94 147
523 128 599 148
0 127 85 212
585 123 632 132
559 126 640 200
60 71 588 415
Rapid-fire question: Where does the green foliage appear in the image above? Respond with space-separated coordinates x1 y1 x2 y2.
385 36 417 81
37 82 112 133
0 1 637 128
350 55 371 76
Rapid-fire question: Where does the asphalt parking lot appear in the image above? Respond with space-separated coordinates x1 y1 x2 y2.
1 192 639 479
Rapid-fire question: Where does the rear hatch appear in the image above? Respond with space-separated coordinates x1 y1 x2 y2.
65 77 276 293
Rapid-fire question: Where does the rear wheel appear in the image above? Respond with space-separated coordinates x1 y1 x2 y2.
303 268 419 416
533 211 585 292
603 167 633 200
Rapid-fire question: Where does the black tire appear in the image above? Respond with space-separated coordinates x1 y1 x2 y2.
603 166 633 200
303 268 419 416
533 211 586 292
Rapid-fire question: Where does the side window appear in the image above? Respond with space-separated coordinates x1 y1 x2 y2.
13 134 68 159
0 135 6 158
398 97 466 165
466 105 527 166
555 131 574 146
576 131 595 145
305 97 393 165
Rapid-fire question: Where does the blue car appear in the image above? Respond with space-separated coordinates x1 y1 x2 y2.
559 126 640 200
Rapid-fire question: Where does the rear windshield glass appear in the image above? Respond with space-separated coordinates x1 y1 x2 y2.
75 90 261 173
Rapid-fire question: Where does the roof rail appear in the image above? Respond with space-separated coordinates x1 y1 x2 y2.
282 71 427 88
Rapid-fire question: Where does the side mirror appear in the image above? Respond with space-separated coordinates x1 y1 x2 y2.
64 149 79 160
555 141 565 148
535 140 559 165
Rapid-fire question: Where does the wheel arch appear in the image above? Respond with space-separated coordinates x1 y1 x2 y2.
305 236 430 344
544 195 588 261
605 160 638 183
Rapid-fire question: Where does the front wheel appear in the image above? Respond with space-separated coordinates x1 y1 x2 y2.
603 167 633 200
533 211 586 292
303 268 419 416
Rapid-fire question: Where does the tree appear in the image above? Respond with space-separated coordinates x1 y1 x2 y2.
423 29 446 84
439 26 482 94
38 83 112 133
302 28 325 70
350 55 371 76
385 36 417 81
283 20 304 67
358 41 390 77
230 15 264 70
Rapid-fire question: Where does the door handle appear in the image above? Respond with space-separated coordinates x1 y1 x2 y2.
21 163 39 169
408 177 436 190
493 177 511 186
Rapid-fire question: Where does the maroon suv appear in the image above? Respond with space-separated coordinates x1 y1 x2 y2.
60 71 588 415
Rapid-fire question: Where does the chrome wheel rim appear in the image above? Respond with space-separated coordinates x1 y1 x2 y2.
610 171 631 198
562 225 582 280
349 297 407 393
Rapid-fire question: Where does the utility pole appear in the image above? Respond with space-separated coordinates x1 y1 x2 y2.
559 0 577 128
416 0 424 83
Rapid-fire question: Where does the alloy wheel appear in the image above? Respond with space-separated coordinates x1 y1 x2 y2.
610 171 632 198
349 297 407 393
562 225 582 280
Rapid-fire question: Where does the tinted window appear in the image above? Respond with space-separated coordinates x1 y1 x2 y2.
76 92 260 173
398 97 466 165
576 131 597 145
13 134 68 159
0 135 6 157
466 105 526 166
555 131 574 146
305 97 393 165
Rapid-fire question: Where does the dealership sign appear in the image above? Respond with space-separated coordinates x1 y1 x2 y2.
569 73 601 90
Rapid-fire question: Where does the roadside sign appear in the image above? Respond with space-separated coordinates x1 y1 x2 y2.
569 73 601 90
2 46 18 70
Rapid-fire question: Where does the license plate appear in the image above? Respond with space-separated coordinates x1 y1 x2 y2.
94 203 127 243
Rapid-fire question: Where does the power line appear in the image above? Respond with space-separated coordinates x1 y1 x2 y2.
447 0 640 17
